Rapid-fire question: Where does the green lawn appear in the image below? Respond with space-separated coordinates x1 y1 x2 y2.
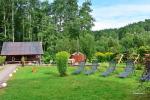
0 64 149 100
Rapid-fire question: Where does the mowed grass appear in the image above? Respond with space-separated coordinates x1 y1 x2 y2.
0 63 148 100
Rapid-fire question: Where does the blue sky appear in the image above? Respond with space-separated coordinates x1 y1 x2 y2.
41 0 150 30
89 0 150 30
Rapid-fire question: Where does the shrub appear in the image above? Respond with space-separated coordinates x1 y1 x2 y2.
136 64 143 70
105 52 114 61
95 52 114 62
137 46 150 63
138 46 150 57
0 56 6 65
42 52 52 64
56 51 70 76
95 52 105 62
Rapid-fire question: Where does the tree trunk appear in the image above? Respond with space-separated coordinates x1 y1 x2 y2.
77 38 80 53
12 0 15 42
3 9 7 38
22 18 25 41
29 14 32 41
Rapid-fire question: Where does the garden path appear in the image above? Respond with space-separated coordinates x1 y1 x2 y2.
0 64 18 86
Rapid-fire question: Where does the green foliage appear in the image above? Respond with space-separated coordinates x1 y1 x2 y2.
56 37 72 52
79 0 94 31
96 36 122 53
105 52 115 61
120 33 134 50
80 33 96 62
94 20 150 54
138 46 150 57
56 51 70 76
42 52 52 64
0 56 6 65
95 52 105 62
133 35 144 48
95 52 114 62
55 37 77 54
136 64 143 70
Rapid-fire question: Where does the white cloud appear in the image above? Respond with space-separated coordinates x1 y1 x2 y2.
92 18 147 30
92 4 150 30
92 21 126 30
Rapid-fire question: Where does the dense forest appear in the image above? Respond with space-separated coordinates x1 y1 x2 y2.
0 0 150 62
94 19 150 53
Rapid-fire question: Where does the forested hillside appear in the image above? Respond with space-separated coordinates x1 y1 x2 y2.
94 19 150 53
0 0 150 61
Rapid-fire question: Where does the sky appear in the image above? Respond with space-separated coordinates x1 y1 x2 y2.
41 0 150 31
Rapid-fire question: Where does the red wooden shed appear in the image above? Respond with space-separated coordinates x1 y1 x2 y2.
70 52 86 64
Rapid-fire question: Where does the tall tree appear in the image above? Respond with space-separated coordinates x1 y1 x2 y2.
51 0 66 32
64 0 79 38
79 0 94 31
1 0 7 38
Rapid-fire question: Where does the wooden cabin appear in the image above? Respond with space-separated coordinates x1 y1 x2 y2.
1 42 43 64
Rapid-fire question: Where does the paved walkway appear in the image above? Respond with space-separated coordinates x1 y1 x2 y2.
0 64 18 85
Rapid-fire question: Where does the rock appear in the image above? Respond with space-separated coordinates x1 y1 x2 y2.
0 83 7 88
9 74 12 77
2 83 7 87
13 70 16 73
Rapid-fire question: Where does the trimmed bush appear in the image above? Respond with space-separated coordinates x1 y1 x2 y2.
0 56 6 65
95 52 114 62
95 52 105 62
56 51 70 76
105 52 114 61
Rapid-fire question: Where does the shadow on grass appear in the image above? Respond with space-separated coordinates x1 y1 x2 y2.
44 71 59 77
132 94 150 100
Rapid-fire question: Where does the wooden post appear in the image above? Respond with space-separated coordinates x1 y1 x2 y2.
21 56 25 67
117 54 124 64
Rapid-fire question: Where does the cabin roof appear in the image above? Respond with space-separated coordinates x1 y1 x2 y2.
1 42 43 55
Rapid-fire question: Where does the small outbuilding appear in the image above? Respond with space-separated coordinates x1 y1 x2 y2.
1 42 43 64
70 52 86 64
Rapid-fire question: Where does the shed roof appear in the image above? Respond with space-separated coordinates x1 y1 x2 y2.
1 42 43 55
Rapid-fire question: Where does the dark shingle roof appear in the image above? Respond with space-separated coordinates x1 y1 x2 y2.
1 42 43 55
